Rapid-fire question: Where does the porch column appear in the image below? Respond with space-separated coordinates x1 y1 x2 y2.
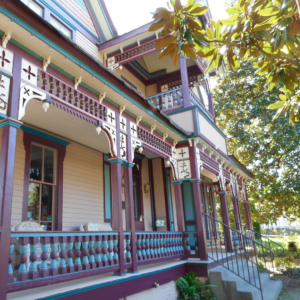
189 141 207 260
219 192 233 252
0 121 20 299
179 56 191 108
172 181 185 232
244 202 253 229
207 93 216 122
109 158 125 276
122 162 138 273
232 197 242 231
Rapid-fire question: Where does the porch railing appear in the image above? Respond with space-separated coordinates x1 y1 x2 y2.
147 88 183 111
203 212 276 300
189 89 214 122
8 231 186 293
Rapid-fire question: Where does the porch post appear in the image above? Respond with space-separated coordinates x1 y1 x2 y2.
179 56 191 108
207 92 215 121
243 187 253 229
0 121 20 299
122 162 138 273
172 181 185 232
189 142 207 260
219 192 233 253
109 158 125 276
232 197 242 230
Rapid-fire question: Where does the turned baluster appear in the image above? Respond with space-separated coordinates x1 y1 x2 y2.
165 234 170 256
125 235 132 263
49 237 58 276
156 235 161 258
68 87 74 105
56 79 62 98
84 96 90 113
94 103 99 118
107 235 114 265
194 234 199 254
58 236 67 275
82 236 90 271
113 235 119 265
101 235 108 267
8 237 16 283
74 90 80 108
141 234 146 260
37 69 42 88
95 235 102 268
136 234 142 261
74 236 82 272
49 76 55 95
103 108 107 122
39 236 50 278
42 72 48 92
149 234 154 259
62 84 68 102
17 237 29 281
185 233 191 258
89 235 96 269
79 94 85 110
90 100 94 116
66 236 74 273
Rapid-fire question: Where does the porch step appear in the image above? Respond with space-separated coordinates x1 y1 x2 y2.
209 260 282 300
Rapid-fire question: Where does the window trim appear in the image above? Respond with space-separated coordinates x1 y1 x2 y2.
23 132 66 231
21 0 44 17
50 15 73 39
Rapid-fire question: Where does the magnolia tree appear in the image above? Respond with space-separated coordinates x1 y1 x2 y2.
149 0 300 123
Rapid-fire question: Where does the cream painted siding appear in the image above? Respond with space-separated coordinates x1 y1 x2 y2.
63 142 104 231
142 158 152 231
55 0 98 36
76 31 101 62
146 84 158 97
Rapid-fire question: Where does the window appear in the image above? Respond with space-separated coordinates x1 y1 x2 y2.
27 143 57 231
50 17 72 38
132 163 142 221
21 0 43 16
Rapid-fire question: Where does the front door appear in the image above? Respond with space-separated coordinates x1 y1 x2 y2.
133 160 144 231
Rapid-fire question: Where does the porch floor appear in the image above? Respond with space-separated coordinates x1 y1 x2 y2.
7 252 234 300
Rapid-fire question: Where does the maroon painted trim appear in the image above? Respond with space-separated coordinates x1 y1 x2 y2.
99 0 118 37
229 155 255 178
83 0 105 41
149 160 157 231
142 144 168 160
180 57 191 108
103 154 112 224
98 21 154 51
173 183 185 232
161 160 170 231
136 254 184 267
22 132 66 231
7 265 119 293
185 264 208 277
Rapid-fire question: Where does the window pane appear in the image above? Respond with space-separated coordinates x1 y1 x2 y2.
29 2 42 16
50 18 60 29
41 185 53 222
133 177 141 220
30 145 43 181
21 0 29 4
44 148 55 183
59 26 71 38
28 183 40 221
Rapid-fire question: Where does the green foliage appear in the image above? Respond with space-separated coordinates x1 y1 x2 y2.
214 61 300 223
176 272 216 300
152 0 300 123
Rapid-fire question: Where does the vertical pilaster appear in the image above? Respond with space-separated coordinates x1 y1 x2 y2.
109 158 125 276
232 197 241 230
244 202 253 229
172 181 185 232
207 93 215 122
179 56 191 108
122 162 138 273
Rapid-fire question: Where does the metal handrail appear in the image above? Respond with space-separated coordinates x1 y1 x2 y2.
203 212 276 300
229 217 284 257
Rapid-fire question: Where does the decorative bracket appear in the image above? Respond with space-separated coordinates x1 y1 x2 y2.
163 133 168 142
194 137 200 144
2 30 12 48
137 40 140 46
74 76 82 90
173 140 178 148
150 125 156 134
99 92 106 104
188 138 193 147
43 56 51 72
119 104 126 116
120 47 123 53
136 116 142 125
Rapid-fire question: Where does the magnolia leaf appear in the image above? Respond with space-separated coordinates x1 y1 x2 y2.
269 101 285 109
290 19 300 37
154 10 172 20
156 35 177 49
174 53 180 65
149 19 169 31
186 0 195 7
253 23 272 32
174 0 182 11
159 44 176 59
225 8 239 15
215 21 222 39
183 44 197 60
190 6 209 16
279 94 287 101
206 27 214 40
258 7 280 17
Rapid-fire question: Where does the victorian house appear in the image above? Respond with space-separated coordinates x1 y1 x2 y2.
0 0 281 299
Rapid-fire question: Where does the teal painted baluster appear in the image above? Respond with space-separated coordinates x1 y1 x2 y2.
163 235 167 257
74 236 82 272
160 235 164 257
67 236 74 273
95 235 102 268
49 237 58 276
39 236 50 278
156 235 161 257
17 237 29 281
145 234 150 259
113 236 119 265
8 237 16 283
108 235 114 265
136 234 142 261
141 234 146 260
82 236 90 270
59 236 67 275
89 236 96 269
149 234 154 259
185 234 191 258
101 235 108 266
126 235 132 263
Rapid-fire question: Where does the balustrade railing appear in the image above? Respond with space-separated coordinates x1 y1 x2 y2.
147 88 183 110
189 89 214 122
8 231 185 292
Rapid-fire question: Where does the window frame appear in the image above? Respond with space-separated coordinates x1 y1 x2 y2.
21 0 44 17
50 15 73 39
23 131 66 231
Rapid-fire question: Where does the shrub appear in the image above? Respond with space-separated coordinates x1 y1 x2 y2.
176 272 216 300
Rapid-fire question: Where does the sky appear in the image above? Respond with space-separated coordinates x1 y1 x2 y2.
105 0 228 36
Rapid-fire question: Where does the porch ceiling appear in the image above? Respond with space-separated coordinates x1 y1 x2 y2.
21 99 110 154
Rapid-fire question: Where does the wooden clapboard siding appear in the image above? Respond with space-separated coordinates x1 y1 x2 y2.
142 158 152 231
76 31 102 62
152 158 167 232
63 141 104 231
11 130 26 226
55 0 98 36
